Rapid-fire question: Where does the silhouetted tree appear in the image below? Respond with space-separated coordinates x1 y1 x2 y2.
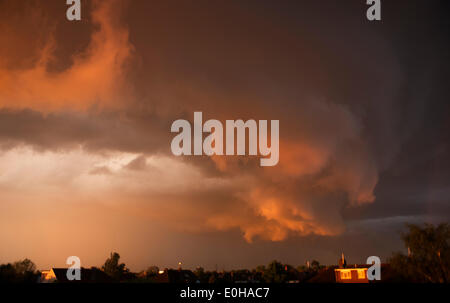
102 252 128 281
263 260 288 283
13 259 36 274
145 266 159 277
0 259 39 283
390 223 450 283
311 260 321 271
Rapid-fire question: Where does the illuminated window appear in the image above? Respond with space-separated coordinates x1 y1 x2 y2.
357 269 366 279
340 270 352 279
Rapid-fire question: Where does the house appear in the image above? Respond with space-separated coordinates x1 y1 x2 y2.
334 253 368 283
334 267 369 283
40 267 112 283
306 253 397 283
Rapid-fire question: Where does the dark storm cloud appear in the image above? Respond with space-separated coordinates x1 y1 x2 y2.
0 108 171 153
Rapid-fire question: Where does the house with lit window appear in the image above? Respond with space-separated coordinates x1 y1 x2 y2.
334 267 369 283
307 254 396 283
334 253 369 283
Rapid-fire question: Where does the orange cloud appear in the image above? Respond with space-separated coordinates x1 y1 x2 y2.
205 183 346 242
0 0 134 111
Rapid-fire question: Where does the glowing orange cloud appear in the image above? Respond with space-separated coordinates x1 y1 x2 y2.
0 0 134 111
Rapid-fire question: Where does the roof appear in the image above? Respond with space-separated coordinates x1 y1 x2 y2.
306 267 337 283
50 268 113 283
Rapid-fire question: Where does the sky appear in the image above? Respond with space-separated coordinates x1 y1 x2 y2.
0 0 449 271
